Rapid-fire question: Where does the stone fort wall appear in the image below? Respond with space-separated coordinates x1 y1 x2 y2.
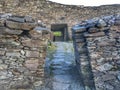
0 0 120 89
0 0 120 38
72 15 120 90
0 14 51 90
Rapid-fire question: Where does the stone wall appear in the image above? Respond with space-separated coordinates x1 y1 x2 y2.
72 15 120 90
0 14 51 90
0 0 120 39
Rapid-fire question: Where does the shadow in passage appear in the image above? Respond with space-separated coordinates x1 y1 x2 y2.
74 46 96 90
42 42 85 90
69 65 85 90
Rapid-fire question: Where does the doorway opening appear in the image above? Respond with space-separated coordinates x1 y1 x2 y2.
51 24 69 41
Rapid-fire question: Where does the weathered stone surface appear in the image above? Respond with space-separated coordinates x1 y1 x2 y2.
22 23 36 30
6 20 36 30
101 74 116 81
26 51 39 58
29 30 42 39
22 39 46 47
24 59 39 71
96 19 107 28
6 20 22 29
90 53 100 58
72 15 120 90
114 19 120 25
0 51 5 55
10 80 32 89
0 14 51 90
73 26 86 33
0 27 23 35
97 41 110 46
88 27 99 33
118 73 120 81
96 63 113 71
84 32 105 37
20 50 25 55
9 16 25 23
6 52 21 57
0 71 13 79
0 0 119 33
110 26 120 32
34 81 43 86
0 19 5 26
75 38 85 43
0 64 8 70
0 13 12 18
33 26 50 35
24 16 34 23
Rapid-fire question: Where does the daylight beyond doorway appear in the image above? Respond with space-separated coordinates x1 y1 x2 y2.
51 24 69 41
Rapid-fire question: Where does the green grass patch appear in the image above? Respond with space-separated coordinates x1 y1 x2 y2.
46 42 57 60
53 31 62 36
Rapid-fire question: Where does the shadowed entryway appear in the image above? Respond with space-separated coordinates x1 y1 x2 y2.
51 24 69 41
40 42 85 90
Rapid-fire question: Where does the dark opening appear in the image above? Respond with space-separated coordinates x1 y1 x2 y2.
51 24 69 41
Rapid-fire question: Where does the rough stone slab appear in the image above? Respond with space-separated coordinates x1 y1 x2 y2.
117 73 120 81
10 80 32 89
73 26 86 33
24 59 40 71
6 52 21 57
22 22 36 30
96 63 113 72
29 30 42 39
0 27 23 35
24 16 34 22
0 51 5 55
88 27 99 33
96 19 107 28
6 20 23 29
0 64 8 70
9 16 25 23
25 51 39 58
114 19 120 25
101 74 116 81
33 26 50 37
75 38 85 43
0 19 5 26
97 41 109 46
22 39 46 47
84 32 105 37
110 26 120 32
6 20 36 30
0 13 12 18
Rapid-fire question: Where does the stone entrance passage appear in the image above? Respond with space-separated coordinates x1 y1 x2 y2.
38 42 85 90
51 24 69 41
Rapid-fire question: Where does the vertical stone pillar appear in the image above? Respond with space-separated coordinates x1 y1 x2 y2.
72 25 96 90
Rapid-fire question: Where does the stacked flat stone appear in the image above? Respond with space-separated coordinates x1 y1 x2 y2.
0 14 51 90
72 15 120 90
1 0 120 40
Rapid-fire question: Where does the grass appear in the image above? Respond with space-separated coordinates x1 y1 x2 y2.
46 42 57 60
53 31 62 36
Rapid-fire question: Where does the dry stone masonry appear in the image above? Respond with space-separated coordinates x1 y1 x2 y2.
72 15 120 90
0 14 51 90
0 0 120 39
